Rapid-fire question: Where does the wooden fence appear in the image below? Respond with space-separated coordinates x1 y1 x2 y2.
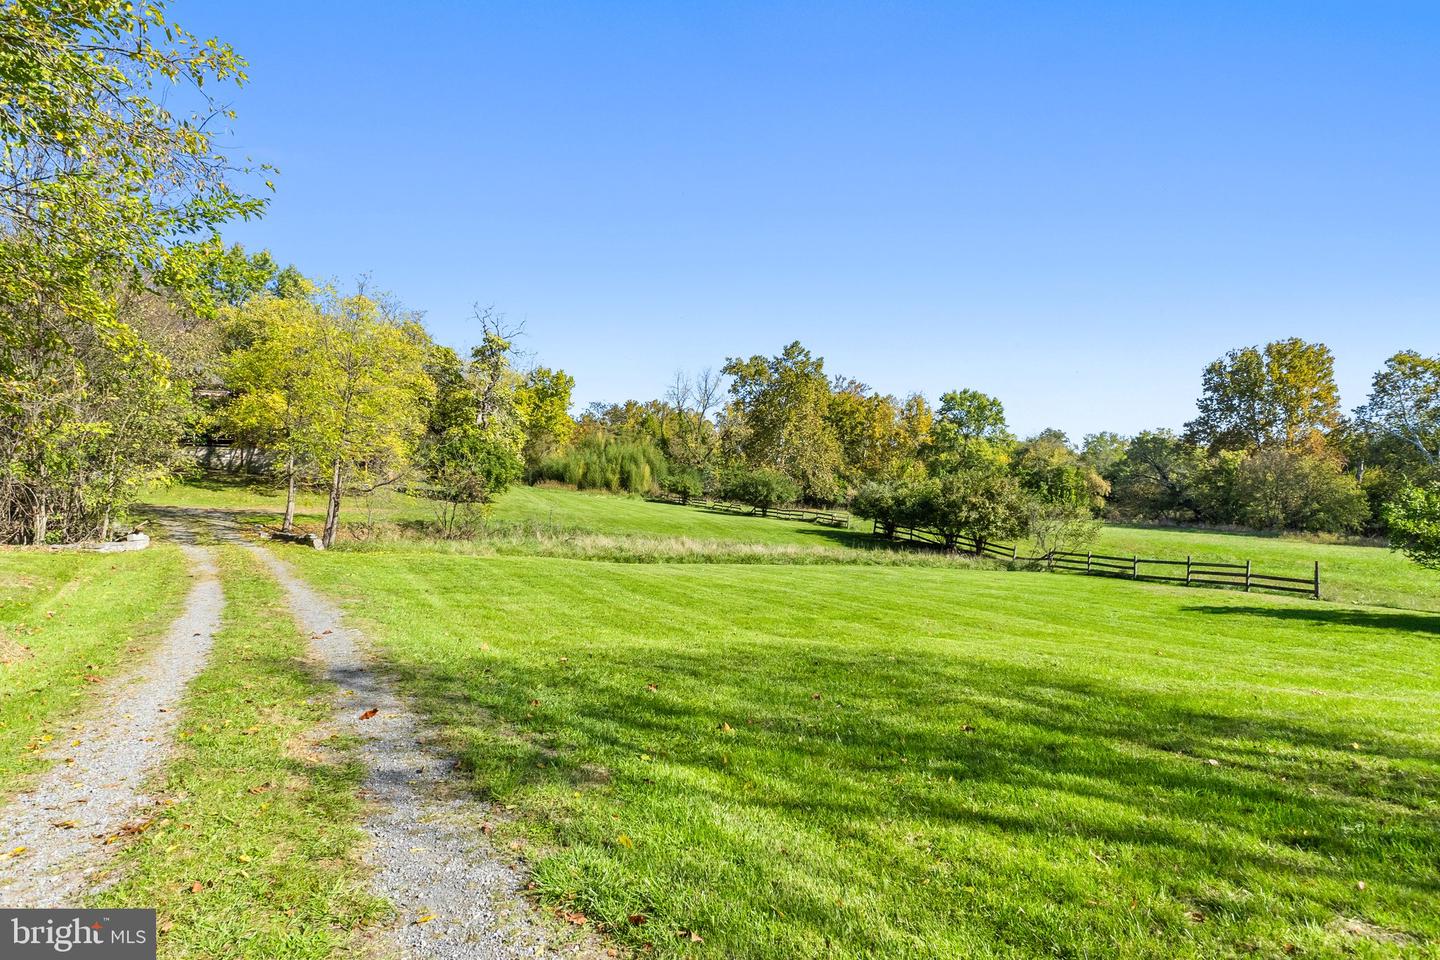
649 495 852 528
875 521 1321 599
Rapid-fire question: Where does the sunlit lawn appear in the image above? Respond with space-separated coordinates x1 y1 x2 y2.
288 547 1440 959
0 547 189 797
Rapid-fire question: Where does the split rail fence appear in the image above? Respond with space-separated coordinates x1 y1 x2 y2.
879 522 1321 599
650 495 852 527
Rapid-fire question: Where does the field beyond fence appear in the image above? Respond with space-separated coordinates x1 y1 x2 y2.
883 523 1322 598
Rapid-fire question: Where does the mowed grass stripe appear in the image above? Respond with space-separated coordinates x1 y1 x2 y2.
93 547 384 958
292 550 1440 959
0 547 189 797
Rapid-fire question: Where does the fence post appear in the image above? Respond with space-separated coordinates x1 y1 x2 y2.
1132 554 1139 579
1313 561 1321 600
1086 552 1092 574
1245 559 1252 592
1185 555 1192 586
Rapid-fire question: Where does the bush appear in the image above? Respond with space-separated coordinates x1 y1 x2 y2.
1024 499 1101 557
851 480 906 537
662 469 704 504
1383 481 1440 568
720 466 800 516
1230 449 1369 533
909 467 1027 551
530 435 669 494
418 426 524 536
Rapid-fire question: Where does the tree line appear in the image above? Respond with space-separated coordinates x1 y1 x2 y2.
557 338 1440 567
2 2 1436 570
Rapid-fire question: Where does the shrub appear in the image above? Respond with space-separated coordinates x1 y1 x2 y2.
1230 449 1369 532
662 469 704 504
720 466 800 516
909 467 1027 551
1383 481 1440 568
851 480 906 537
530 435 669 494
1024 498 1101 557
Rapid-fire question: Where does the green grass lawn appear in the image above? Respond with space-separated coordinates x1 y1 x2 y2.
286 546 1440 959
93 547 383 957
0 546 189 798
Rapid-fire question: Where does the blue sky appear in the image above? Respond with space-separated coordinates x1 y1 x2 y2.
196 0 1439 439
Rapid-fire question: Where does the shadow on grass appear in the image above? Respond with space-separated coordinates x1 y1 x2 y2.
1184 604 1440 635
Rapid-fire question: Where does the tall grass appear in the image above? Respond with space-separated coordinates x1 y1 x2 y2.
529 435 669 494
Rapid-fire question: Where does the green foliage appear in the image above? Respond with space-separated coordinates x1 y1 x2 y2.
909 465 1027 550
1011 429 1108 510
1185 339 1341 452
418 425 525 535
515 366 576 466
1383 481 1440 568
722 342 843 502
1355 349 1440 472
850 479 908 537
719 466 801 516
925 388 1013 473
1228 449 1369 533
532 435 669 495
661 468 704 504
0 0 264 543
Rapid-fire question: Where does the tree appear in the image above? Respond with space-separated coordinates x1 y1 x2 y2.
309 292 433 548
1383 482 1440 568
722 342 843 502
925 388 1012 472
1185 339 1341 452
720 466 800 517
1 1 265 543
1355 351 1440 470
662 468 704 504
1107 430 1206 521
1024 499 1101 558
911 466 1026 552
218 291 328 532
1012 429 1108 511
1228 448 1369 533
515 366 575 466
851 479 908 538
417 314 528 533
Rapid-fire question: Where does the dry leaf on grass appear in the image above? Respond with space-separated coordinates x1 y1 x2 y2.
359 708 379 720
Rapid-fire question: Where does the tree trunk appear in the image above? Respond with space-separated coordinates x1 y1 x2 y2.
32 499 47 545
322 460 342 549
282 455 297 533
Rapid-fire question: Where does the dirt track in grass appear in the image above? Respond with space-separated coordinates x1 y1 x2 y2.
0 543 222 906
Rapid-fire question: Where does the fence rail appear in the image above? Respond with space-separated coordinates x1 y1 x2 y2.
877 522 1321 599
649 494 852 528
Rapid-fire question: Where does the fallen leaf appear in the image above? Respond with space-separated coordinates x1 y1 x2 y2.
645 683 658 693
414 914 436 925
720 722 734 733
190 881 204 893
247 783 271 795
359 708 379 720
5 846 27 858
1187 910 1206 923
480 822 495 835
810 692 822 700
562 911 587 926
616 833 634 849
52 820 77 830
1203 758 1221 767
628 914 647 926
